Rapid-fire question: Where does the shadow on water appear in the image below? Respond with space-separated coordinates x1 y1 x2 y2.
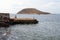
0 26 11 40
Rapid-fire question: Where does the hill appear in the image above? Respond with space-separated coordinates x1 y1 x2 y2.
17 8 50 14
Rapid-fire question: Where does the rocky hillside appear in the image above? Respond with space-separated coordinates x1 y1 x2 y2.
17 8 50 14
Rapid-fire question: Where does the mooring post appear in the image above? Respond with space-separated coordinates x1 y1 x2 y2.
15 15 17 18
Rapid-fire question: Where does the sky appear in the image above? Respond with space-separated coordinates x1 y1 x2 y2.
0 0 60 14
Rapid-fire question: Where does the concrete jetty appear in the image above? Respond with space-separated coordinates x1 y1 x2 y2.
9 18 38 25
0 13 38 27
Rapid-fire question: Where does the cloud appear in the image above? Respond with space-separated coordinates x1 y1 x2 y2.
10 0 45 13
43 2 55 8
0 0 60 14
40 2 60 13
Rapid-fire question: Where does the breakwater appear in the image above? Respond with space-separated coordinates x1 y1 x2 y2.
0 18 38 27
0 13 38 27
9 18 38 25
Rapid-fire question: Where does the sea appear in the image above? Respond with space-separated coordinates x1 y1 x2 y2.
0 14 60 40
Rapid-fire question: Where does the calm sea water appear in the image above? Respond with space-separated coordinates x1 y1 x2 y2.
0 14 60 40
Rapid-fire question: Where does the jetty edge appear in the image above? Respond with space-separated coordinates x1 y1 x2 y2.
9 18 38 25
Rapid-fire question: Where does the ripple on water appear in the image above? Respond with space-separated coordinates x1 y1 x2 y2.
7 22 60 40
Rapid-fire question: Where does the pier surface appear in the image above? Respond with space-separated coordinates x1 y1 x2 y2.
9 18 38 24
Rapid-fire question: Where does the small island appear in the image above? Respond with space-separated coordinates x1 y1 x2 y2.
17 8 50 14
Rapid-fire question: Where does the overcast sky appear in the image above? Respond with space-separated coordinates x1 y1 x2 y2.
0 0 60 14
